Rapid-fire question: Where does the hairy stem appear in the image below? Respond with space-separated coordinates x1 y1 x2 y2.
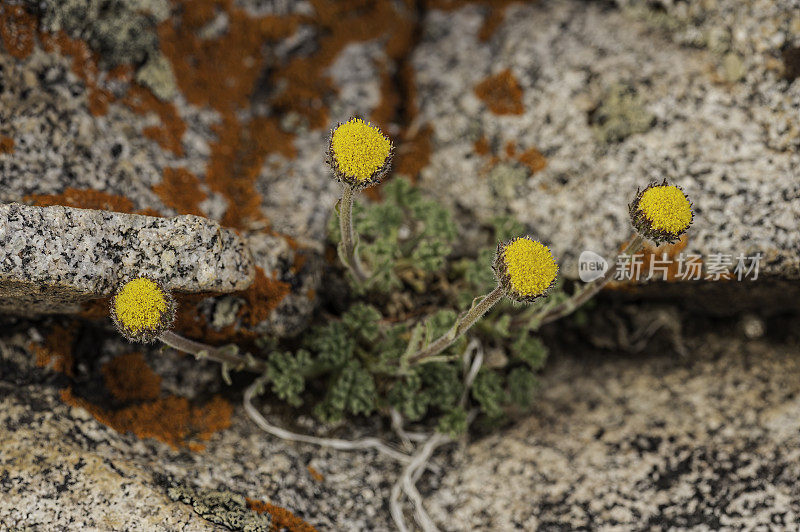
536 233 645 327
158 330 266 373
407 286 504 365
339 185 370 283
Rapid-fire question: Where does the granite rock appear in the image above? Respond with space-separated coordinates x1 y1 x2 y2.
413 1 800 280
424 324 800 530
0 0 407 336
3 309 800 531
0 385 398 531
0 203 254 315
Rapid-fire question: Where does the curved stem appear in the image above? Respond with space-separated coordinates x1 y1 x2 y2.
407 286 504 366
158 330 266 373
536 234 645 327
243 380 413 463
339 185 370 283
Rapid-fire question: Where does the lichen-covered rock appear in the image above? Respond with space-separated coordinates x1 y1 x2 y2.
39 0 167 67
0 203 254 315
0 377 401 531
412 1 800 280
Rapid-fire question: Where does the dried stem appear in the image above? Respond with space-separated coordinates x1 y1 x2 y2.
243 379 413 464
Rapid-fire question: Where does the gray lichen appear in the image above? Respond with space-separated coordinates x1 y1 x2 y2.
165 482 273 532
589 83 655 144
135 51 178 100
487 162 529 203
40 0 168 67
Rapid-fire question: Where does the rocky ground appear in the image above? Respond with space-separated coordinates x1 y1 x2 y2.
3 307 800 530
1 0 799 530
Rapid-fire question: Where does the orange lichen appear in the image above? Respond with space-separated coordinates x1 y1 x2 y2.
26 187 166 216
307 466 324 482
40 32 116 117
476 1 521 41
26 187 135 212
159 0 300 112
246 498 318 532
517 146 547 174
206 115 296 228
474 138 545 175
172 292 241 344
0 136 14 154
0 5 36 60
153 167 207 216
394 124 433 183
371 67 402 132
123 84 186 156
272 1 410 130
171 266 291 343
61 388 233 450
474 136 491 156
102 352 162 402
31 323 76 377
474 69 525 115
242 267 291 327
282 235 309 274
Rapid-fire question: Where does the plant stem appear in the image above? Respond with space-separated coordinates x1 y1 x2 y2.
407 286 504 365
158 330 266 373
339 185 370 283
536 233 645 327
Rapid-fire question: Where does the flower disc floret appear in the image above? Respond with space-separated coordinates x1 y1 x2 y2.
327 118 393 189
494 236 559 302
111 277 175 343
629 180 693 244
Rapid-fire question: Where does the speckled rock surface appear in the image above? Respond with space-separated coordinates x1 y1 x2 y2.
0 386 219 531
0 328 403 531
413 1 800 280
423 326 800 530
3 312 800 530
0 203 254 315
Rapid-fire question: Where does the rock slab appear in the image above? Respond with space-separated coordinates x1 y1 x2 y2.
413 1 800 280
0 203 254 315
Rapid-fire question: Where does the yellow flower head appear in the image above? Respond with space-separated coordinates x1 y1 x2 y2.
110 277 176 343
629 180 693 244
327 117 393 189
494 236 559 303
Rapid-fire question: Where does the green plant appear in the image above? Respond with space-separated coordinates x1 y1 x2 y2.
107 116 695 532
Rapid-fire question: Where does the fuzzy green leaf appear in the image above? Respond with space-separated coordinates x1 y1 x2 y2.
387 371 429 421
436 406 468 438
508 367 539 407
512 335 549 370
315 360 377 423
421 362 462 409
411 239 452 272
342 303 382 343
471 370 505 419
425 309 458 341
306 322 355 368
265 350 312 407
